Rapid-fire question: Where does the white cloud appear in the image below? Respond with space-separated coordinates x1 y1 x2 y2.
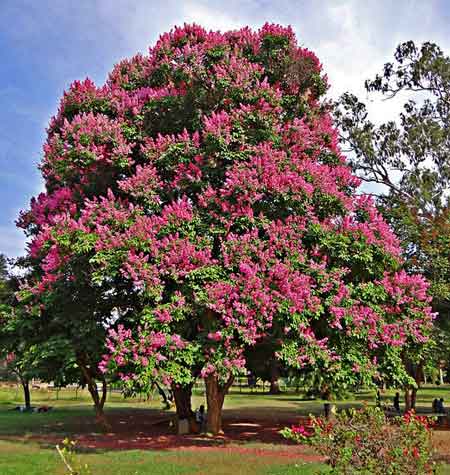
3 0 450 257
0 226 27 259
181 3 238 30
109 0 446 128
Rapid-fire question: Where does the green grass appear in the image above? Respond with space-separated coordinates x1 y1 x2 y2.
0 385 329 474
1 384 450 474
0 440 327 475
1 438 448 475
0 384 449 439
2 383 448 412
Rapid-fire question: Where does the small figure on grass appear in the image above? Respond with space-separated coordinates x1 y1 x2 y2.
393 392 401 413
432 398 438 413
376 389 382 408
195 404 207 433
247 371 257 393
435 397 446 426
12 405 34 412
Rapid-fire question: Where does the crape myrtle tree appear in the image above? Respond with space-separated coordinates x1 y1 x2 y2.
20 24 434 434
335 41 450 404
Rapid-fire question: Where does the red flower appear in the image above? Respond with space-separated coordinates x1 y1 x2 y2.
291 425 312 437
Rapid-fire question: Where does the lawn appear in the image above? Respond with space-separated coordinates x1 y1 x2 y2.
1 384 450 474
0 440 328 475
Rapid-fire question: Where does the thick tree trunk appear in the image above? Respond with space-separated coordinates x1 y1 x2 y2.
205 374 234 435
404 388 413 412
21 379 31 410
172 383 197 433
411 387 418 410
403 360 423 412
172 383 193 419
269 359 281 394
89 376 108 429
410 362 423 410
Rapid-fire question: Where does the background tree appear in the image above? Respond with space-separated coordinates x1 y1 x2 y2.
14 254 140 426
245 340 284 394
0 311 78 410
335 41 450 401
21 25 434 434
0 254 14 303
0 257 78 409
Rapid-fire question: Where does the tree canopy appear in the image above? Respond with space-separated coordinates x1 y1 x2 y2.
335 41 450 305
335 40 450 388
19 25 434 433
0 255 78 409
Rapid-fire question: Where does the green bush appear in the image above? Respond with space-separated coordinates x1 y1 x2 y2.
281 406 436 474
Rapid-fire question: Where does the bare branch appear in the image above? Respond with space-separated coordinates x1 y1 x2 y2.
56 445 75 474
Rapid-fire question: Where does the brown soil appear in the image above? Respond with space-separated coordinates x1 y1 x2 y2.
5 408 450 463
3 410 323 462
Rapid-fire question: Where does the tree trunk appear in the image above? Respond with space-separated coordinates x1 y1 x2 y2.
405 361 425 411
411 387 418 410
172 383 193 419
205 374 234 435
89 376 108 429
155 382 172 409
269 359 281 394
404 388 413 412
172 383 197 433
21 379 31 410
79 359 110 430
403 360 423 412
410 362 423 410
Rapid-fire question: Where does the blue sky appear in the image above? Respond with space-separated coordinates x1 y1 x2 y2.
1 0 449 258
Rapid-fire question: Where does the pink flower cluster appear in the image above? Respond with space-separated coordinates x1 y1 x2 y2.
19 23 434 389
42 112 133 186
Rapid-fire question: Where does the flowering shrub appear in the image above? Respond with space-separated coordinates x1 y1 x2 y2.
282 407 436 474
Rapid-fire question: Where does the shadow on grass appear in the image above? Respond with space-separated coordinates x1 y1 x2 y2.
0 407 305 452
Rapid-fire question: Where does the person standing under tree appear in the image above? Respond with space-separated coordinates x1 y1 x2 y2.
195 405 207 433
376 389 382 408
393 392 400 412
